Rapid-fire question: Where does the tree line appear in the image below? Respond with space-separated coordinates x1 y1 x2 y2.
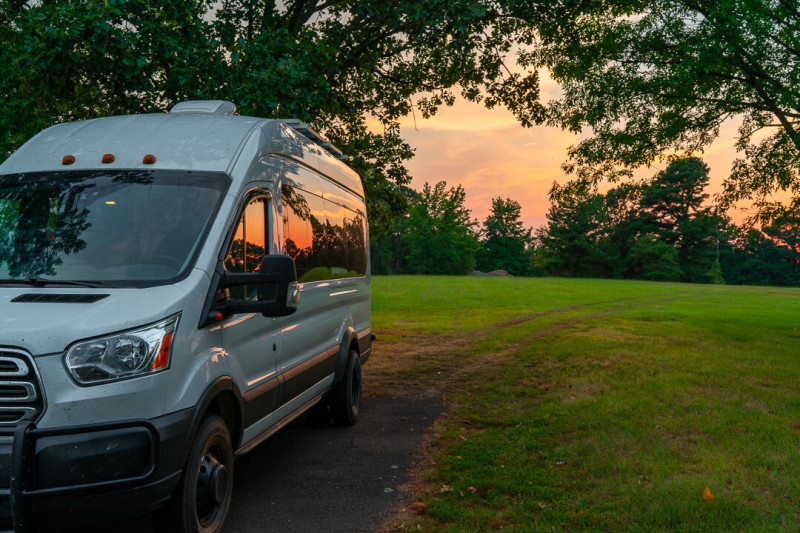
371 182 537 277
536 158 800 286
373 157 800 286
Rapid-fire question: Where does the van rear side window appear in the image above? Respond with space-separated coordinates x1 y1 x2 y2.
281 184 367 282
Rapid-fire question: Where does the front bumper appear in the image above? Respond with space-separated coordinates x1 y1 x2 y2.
0 408 194 531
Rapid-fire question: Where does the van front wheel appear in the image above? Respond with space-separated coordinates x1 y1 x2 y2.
332 350 361 426
155 414 233 533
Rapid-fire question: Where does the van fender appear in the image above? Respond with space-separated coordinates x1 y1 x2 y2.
181 377 245 455
334 327 360 385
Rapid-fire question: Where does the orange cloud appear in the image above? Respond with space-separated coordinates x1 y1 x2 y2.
398 97 578 229
397 96 751 228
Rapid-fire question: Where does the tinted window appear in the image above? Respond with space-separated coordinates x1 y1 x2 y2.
281 184 367 282
0 170 228 286
225 195 270 299
281 185 327 281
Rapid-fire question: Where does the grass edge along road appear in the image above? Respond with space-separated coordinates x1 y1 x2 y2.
367 276 800 532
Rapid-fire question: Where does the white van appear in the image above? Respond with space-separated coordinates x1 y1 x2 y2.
0 101 372 532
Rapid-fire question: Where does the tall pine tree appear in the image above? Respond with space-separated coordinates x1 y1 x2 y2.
477 198 533 276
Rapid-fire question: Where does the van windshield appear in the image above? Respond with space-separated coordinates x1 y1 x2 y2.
0 170 230 286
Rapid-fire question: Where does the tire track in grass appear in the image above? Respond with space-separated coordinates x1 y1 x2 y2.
366 286 723 397
372 286 730 532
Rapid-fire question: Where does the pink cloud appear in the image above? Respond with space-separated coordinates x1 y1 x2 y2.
399 97 576 229
398 96 750 228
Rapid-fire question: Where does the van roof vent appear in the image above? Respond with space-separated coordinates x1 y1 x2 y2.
281 120 347 160
170 100 237 115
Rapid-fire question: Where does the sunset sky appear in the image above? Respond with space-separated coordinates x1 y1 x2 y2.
396 87 746 231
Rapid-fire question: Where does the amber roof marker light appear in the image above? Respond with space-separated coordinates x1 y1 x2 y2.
101 154 115 164
62 155 75 165
143 154 156 164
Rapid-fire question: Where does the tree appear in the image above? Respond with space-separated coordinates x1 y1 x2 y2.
403 181 479 275
759 210 800 285
639 158 717 282
598 182 645 278
640 159 711 243
0 0 549 239
369 185 417 274
1 1 217 148
536 0 800 224
626 234 684 282
719 221 800 287
476 197 533 276
537 182 609 277
539 158 726 282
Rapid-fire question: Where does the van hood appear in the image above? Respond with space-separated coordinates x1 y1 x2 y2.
0 285 190 356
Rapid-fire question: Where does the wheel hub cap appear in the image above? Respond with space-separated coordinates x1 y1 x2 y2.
198 452 229 510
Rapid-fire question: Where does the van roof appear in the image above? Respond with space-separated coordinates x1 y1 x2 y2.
0 104 364 199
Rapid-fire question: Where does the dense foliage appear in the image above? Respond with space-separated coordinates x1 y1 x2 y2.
0 0 551 238
536 0 800 224
3 1 798 282
537 158 800 285
476 198 534 276
372 188 539 276
398 182 480 275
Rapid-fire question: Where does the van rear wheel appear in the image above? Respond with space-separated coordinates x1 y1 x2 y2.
332 350 361 426
155 414 233 533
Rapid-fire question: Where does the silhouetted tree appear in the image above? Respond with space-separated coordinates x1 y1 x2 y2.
538 183 608 277
477 197 533 276
639 158 718 282
404 182 479 275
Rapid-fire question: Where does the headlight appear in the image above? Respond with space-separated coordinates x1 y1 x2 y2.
66 314 180 385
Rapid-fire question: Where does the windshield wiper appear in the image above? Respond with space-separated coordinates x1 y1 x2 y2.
0 277 106 288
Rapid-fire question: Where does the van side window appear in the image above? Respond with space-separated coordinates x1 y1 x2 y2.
281 184 367 282
225 195 269 299
281 185 327 281
326 202 367 279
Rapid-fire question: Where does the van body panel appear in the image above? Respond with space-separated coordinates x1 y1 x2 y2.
33 353 172 427
0 283 190 356
0 102 372 530
239 372 334 453
0 114 265 175
274 283 339 390
162 326 230 416
218 312 280 413
260 125 364 198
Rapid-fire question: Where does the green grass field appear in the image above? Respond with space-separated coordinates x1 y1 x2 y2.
368 276 800 532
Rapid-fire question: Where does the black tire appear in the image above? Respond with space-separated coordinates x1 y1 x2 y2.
331 350 362 426
155 414 234 533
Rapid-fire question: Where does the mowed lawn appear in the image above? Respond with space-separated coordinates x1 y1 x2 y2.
369 276 800 532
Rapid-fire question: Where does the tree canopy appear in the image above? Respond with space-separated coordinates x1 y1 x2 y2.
3 0 799 235
476 197 533 276
536 0 800 224
537 157 800 285
404 181 480 275
536 183 609 278
0 0 548 238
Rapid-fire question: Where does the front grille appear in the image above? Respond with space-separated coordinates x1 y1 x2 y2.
0 382 36 400
0 351 43 426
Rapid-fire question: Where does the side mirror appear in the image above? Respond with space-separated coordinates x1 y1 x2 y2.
220 255 300 317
